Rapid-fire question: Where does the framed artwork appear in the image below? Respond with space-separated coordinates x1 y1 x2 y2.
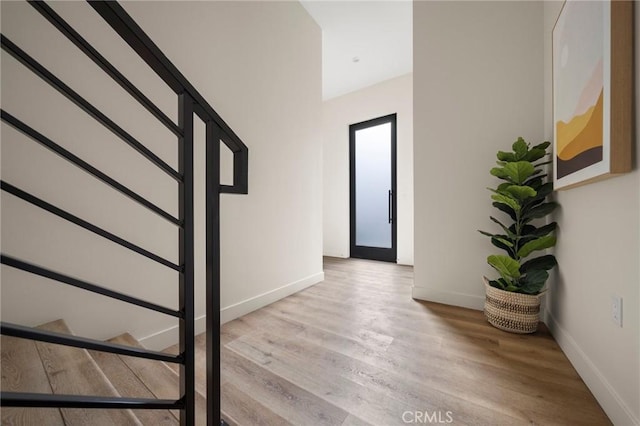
552 0 634 190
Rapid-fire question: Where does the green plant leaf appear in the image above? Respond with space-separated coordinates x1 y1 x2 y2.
496 278 512 289
529 169 544 178
516 236 538 252
504 281 520 292
497 182 512 192
523 202 558 221
478 230 495 238
532 182 553 199
495 237 514 248
516 224 537 236
525 148 546 162
525 198 546 210
519 269 549 294
503 161 535 184
532 141 551 151
488 187 521 202
491 194 521 213
497 151 516 162
490 278 517 291
525 173 547 187
520 255 557 273
504 185 537 201
489 279 507 290
524 176 543 190
517 235 557 258
490 167 509 179
487 255 521 280
493 202 516 221
490 216 514 238
522 183 553 213
531 222 557 237
491 237 516 257
512 138 528 160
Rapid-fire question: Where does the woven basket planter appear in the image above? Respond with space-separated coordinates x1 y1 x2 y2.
483 277 544 334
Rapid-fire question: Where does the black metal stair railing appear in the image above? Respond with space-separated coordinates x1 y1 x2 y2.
0 1 248 425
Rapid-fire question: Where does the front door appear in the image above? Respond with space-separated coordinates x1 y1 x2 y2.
349 114 397 262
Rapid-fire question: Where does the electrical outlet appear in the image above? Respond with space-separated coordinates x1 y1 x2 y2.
611 295 623 327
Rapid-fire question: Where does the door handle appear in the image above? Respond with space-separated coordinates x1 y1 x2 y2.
388 190 393 224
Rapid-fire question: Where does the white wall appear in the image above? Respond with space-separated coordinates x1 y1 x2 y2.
323 73 413 265
542 3 639 424
413 1 544 307
1 1 322 350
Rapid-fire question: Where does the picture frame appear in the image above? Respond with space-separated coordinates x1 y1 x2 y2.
552 0 634 190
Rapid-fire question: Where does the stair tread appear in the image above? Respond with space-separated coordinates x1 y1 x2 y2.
163 333 205 396
111 333 208 425
1 334 66 426
36 319 141 426
89 336 179 426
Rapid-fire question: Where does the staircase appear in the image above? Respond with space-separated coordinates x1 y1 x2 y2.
1 1 249 424
1 320 212 426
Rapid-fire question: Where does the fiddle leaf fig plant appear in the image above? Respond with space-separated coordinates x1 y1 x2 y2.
479 137 558 295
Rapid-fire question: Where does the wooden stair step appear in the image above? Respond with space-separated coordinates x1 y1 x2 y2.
1 334 65 426
35 319 141 426
110 333 208 425
161 334 205 396
88 337 179 426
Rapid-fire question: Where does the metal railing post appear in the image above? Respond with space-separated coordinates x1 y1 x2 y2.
206 121 222 425
178 92 196 426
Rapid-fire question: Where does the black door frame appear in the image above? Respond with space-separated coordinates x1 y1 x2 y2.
349 113 397 263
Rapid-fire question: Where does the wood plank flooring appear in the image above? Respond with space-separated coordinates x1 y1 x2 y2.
0 258 611 425
218 257 610 425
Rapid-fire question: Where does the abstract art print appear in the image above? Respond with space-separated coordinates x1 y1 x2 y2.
552 0 633 190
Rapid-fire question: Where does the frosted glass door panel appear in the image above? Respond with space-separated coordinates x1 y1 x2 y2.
355 123 392 248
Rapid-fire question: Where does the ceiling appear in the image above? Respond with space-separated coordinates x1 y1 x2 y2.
300 1 413 100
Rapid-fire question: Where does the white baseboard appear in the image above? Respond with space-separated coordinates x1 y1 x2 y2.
322 252 348 259
322 252 413 266
138 323 185 351
411 285 484 311
220 271 324 324
138 272 325 351
545 311 639 426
